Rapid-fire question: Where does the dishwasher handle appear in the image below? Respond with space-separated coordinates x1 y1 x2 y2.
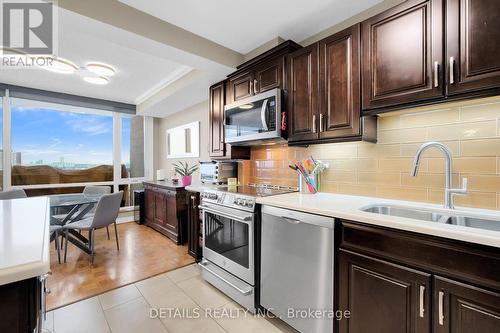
262 205 334 229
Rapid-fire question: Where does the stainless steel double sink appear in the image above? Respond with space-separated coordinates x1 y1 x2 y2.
361 204 500 232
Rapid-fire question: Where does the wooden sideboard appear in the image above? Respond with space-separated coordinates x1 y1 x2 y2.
143 181 188 245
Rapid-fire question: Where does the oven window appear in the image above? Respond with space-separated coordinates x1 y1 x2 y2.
204 211 249 268
225 96 276 141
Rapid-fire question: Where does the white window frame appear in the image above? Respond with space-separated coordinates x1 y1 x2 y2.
2 93 153 209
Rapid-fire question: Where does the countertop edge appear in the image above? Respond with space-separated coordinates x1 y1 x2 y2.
256 193 500 249
0 198 51 286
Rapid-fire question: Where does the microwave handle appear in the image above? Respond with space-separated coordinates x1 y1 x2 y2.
261 98 269 131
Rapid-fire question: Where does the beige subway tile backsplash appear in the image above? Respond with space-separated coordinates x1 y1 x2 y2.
399 108 459 128
247 96 500 210
427 121 497 141
461 139 500 157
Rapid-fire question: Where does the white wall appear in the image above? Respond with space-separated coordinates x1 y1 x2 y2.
153 101 209 180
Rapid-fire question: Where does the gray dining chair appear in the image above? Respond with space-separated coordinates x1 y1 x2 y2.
83 185 112 239
83 185 111 196
0 189 27 200
63 191 123 264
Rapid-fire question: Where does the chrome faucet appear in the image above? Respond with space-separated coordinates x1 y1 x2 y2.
410 142 467 209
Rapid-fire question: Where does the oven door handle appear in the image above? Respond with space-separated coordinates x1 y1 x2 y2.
199 260 253 295
199 205 253 223
260 98 269 131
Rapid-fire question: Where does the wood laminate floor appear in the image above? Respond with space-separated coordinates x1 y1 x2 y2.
47 222 195 311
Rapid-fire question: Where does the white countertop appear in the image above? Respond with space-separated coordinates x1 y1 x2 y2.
186 183 229 193
256 192 500 249
0 197 51 285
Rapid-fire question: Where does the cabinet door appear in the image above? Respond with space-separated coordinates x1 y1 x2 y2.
319 25 361 139
144 188 155 223
165 190 178 235
228 71 254 103
361 0 444 110
254 56 284 93
339 250 431 333
434 276 500 333
446 0 500 95
287 43 320 142
209 82 226 158
187 192 201 260
153 192 166 227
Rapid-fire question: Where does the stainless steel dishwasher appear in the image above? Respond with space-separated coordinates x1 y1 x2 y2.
260 205 334 333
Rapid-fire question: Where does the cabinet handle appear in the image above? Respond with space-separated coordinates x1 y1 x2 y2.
319 114 324 132
312 114 317 133
433 61 439 88
438 290 445 325
254 79 258 93
419 285 425 318
449 57 455 85
250 81 254 95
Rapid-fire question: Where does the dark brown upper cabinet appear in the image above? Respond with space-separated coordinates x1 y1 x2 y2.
253 56 284 94
320 25 362 140
208 81 250 160
288 26 376 145
226 41 301 105
361 0 444 111
434 276 500 333
208 81 226 158
446 0 500 96
287 43 320 143
227 71 253 103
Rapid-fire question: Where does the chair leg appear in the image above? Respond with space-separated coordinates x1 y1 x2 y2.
54 232 61 264
114 222 119 251
90 229 95 265
64 230 69 263
106 226 110 240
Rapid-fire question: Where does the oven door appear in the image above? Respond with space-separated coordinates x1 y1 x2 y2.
200 202 255 285
224 88 281 145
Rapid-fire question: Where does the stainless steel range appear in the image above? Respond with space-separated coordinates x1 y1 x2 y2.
198 184 297 311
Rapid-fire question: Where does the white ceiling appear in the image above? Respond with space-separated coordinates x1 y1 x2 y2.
0 8 192 104
0 0 384 116
119 0 383 54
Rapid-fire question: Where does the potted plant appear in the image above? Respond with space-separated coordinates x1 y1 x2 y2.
173 161 199 186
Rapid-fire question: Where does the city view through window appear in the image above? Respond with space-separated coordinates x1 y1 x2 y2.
1 98 147 203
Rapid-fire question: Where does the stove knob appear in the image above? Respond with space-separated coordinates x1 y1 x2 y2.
236 198 242 205
241 199 247 206
246 201 253 207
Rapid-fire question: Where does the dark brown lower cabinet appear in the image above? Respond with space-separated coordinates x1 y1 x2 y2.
339 249 431 333
143 182 187 244
187 191 202 260
338 220 500 333
0 277 40 333
434 276 500 333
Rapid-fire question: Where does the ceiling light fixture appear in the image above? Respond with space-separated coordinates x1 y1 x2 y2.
85 62 116 76
82 75 109 85
43 57 78 74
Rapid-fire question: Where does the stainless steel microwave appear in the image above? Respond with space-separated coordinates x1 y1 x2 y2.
224 88 283 145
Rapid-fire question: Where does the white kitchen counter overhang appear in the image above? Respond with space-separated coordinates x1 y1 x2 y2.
0 197 51 286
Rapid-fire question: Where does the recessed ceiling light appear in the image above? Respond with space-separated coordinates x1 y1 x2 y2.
82 76 109 85
86 62 115 76
43 57 78 74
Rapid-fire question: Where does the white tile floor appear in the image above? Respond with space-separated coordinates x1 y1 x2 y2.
44 263 296 333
